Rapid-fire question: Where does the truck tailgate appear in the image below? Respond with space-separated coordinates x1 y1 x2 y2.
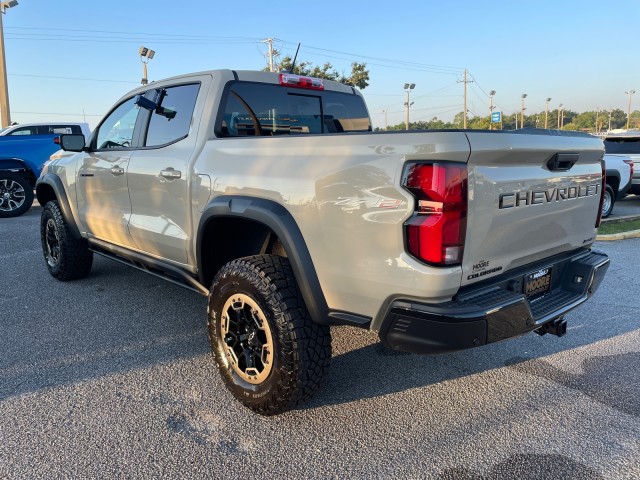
462 131 603 286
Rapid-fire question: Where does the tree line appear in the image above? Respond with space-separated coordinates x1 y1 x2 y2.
380 108 640 132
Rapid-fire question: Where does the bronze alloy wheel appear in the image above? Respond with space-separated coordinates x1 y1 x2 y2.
219 293 274 384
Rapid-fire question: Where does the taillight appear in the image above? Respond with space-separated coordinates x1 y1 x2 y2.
623 158 634 178
595 159 606 228
403 163 468 266
279 73 324 91
53 136 60 145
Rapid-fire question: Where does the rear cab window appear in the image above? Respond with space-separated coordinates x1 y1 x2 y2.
603 137 640 154
217 82 371 137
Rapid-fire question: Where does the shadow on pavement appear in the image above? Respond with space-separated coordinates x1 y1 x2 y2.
505 352 640 417
439 453 603 480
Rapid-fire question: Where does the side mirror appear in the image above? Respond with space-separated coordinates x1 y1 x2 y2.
59 134 86 152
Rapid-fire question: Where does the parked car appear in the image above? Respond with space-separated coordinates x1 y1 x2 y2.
0 122 90 217
603 132 640 196
601 153 633 217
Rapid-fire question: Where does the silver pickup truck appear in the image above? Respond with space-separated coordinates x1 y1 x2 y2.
36 70 610 415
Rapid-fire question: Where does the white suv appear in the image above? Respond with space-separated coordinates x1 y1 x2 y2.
603 133 640 195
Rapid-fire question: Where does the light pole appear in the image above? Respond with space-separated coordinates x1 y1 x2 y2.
520 94 527 129
139 46 155 85
404 83 415 131
489 90 496 130
0 0 18 128
625 90 635 130
557 103 563 129
545 97 551 129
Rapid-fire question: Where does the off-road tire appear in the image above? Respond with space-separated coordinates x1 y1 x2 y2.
40 200 93 280
0 171 34 218
207 255 331 415
602 183 615 218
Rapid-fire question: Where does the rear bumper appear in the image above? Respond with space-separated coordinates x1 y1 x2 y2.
378 249 609 354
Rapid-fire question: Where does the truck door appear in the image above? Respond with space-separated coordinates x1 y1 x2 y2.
76 97 140 248
126 81 204 265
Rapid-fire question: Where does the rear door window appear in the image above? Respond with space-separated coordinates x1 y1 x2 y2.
144 83 200 147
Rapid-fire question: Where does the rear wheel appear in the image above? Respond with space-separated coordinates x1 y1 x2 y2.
0 172 34 218
602 183 615 218
40 201 93 280
207 255 331 415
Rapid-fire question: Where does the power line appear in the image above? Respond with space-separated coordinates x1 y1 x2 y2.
9 73 138 84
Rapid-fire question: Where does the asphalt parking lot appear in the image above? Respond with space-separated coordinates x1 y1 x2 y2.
1 205 639 479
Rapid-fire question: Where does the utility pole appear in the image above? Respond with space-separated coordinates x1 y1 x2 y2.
520 94 527 129
515 112 518 130
403 83 415 130
625 90 635 130
557 104 563 129
489 90 496 130
382 109 388 130
545 97 551 129
595 108 600 134
457 69 472 129
0 0 19 128
263 38 275 72
608 108 612 132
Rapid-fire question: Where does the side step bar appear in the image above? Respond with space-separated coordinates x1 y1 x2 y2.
88 238 209 296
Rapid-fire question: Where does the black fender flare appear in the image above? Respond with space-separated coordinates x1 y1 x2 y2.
197 196 329 325
35 173 82 239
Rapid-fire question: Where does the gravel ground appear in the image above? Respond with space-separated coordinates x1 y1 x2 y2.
1 206 638 479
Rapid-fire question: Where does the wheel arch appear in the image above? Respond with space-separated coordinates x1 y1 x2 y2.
35 173 81 239
0 158 37 186
605 169 620 195
197 196 329 325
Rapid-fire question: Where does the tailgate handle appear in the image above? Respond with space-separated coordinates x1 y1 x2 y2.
547 153 579 171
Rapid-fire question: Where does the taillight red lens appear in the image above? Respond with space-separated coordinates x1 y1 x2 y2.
403 163 468 266
623 158 634 178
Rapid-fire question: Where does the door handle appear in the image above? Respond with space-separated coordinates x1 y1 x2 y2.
110 166 125 176
160 168 182 179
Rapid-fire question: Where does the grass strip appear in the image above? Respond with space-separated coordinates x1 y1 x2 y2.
598 219 640 235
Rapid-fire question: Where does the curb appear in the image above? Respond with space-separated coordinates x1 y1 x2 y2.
596 229 640 241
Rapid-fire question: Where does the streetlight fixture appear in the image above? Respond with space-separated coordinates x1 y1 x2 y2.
625 90 635 130
0 0 18 128
139 46 155 85
545 97 551 129
489 90 496 130
520 94 527 129
404 83 415 131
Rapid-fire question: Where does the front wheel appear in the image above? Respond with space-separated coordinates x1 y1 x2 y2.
602 184 615 218
40 201 93 280
0 172 34 218
207 255 331 415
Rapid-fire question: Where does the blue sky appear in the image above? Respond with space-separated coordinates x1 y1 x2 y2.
4 0 640 129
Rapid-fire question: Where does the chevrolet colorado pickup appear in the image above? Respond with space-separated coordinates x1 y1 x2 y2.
0 122 90 217
36 70 610 415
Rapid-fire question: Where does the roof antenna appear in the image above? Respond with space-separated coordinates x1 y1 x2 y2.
289 43 301 73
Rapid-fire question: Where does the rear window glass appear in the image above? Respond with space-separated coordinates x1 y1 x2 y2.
603 137 640 154
6 125 82 135
219 82 371 137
